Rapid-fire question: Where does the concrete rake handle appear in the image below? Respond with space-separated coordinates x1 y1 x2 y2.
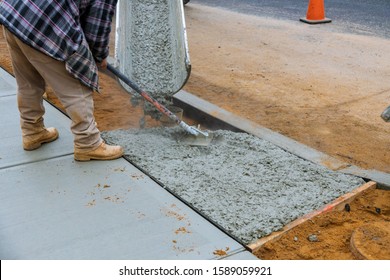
107 64 201 136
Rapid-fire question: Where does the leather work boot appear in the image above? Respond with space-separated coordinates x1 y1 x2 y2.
23 127 59 151
74 142 124 161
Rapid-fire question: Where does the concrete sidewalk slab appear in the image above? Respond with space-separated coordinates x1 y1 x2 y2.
0 95 74 169
0 88 15 97
0 68 16 96
0 155 245 259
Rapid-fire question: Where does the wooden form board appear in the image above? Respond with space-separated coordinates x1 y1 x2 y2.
247 181 377 252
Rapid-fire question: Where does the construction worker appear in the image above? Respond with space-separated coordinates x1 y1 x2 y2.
0 0 123 161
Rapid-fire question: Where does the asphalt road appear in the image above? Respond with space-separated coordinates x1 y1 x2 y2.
189 0 390 39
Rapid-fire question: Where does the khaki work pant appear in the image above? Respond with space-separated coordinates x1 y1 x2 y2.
3 27 102 151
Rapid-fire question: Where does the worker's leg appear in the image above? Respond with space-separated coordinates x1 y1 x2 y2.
3 28 59 150
5 32 102 151
41 63 103 151
3 28 47 136
3 29 122 160
34 59 102 151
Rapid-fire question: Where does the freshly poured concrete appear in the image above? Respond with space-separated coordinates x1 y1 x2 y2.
103 127 366 244
174 90 390 188
115 0 191 121
115 0 190 98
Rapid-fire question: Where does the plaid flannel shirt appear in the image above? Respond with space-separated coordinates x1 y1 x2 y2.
0 0 117 91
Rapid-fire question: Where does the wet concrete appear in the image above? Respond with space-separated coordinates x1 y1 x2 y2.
115 0 190 121
103 127 365 244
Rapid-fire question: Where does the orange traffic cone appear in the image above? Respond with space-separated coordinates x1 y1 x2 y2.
300 0 331 24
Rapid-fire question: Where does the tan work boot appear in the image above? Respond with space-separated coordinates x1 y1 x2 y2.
74 142 124 161
23 127 59 151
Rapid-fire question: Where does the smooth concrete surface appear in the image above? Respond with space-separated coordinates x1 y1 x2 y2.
0 69 16 95
0 156 245 259
0 95 74 169
0 68 253 260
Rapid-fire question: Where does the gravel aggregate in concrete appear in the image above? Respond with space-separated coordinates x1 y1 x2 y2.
103 127 365 244
115 0 190 120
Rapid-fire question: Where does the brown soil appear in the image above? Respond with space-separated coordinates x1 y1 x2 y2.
183 5 390 174
253 187 390 260
1 3 389 260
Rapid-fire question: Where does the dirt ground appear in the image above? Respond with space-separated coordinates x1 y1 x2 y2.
253 186 390 260
0 4 389 260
